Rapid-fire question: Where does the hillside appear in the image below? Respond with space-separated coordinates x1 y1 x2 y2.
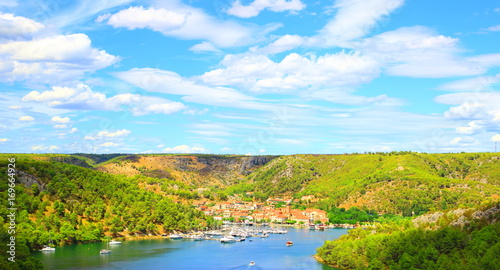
95 154 276 187
316 202 500 269
243 152 500 215
0 155 214 260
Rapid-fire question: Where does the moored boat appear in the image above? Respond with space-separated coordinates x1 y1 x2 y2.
220 235 236 243
40 245 55 251
109 240 122 245
100 249 111 254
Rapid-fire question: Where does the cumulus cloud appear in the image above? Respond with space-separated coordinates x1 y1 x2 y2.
19 115 34 121
226 0 305 18
69 127 78 133
51 116 71 123
163 144 208 153
492 134 500 142
200 51 380 93
0 138 8 142
131 101 186 116
0 13 44 40
0 32 118 84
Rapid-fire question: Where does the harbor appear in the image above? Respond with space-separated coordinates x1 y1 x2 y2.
33 227 349 270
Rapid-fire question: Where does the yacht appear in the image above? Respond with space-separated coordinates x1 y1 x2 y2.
168 234 183 240
109 240 122 245
286 241 294 247
220 235 236 243
40 245 55 251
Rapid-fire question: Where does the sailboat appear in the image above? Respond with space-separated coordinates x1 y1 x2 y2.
109 239 122 245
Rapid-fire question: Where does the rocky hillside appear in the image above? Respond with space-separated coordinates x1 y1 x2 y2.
96 154 277 187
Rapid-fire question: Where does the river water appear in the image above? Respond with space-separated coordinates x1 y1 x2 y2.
33 227 348 270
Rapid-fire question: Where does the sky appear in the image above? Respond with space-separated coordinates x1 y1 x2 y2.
0 0 500 155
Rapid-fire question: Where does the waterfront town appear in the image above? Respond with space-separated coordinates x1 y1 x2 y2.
190 195 330 225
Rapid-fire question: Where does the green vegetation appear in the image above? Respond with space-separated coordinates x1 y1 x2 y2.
317 203 500 269
325 206 379 224
0 155 215 269
244 153 500 215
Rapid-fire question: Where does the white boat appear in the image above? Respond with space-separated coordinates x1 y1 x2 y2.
193 235 204 241
168 234 183 240
220 235 236 243
41 234 56 251
100 249 111 254
109 240 122 245
40 245 55 251
286 241 293 247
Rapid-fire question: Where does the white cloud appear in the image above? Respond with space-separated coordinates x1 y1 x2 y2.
0 13 44 40
105 4 275 48
0 138 8 142
53 124 68 129
51 116 71 123
8 105 21 109
163 145 208 153
19 115 34 121
31 145 60 151
307 0 404 47
359 26 494 78
444 102 491 120
22 83 186 115
131 101 186 116
258 149 266 153
200 51 380 93
69 127 78 133
492 134 500 142
0 33 118 84
437 74 500 92
114 68 275 111
107 6 187 32
84 129 130 140
487 25 500 32
226 0 305 18
455 121 483 135
189 41 222 53
255 34 304 54
220 147 232 152
98 142 120 147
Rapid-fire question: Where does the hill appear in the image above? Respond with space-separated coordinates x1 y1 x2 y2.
94 154 277 187
242 152 500 215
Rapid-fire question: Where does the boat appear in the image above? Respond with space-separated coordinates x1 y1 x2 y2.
100 249 111 254
41 234 56 251
309 224 316 230
40 245 55 251
109 240 122 245
249 261 256 266
168 234 183 240
220 235 236 243
286 241 293 246
193 236 205 241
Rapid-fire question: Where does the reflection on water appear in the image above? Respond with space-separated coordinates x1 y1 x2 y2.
34 227 347 270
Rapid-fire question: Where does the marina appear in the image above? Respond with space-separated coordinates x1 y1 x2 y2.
34 227 348 269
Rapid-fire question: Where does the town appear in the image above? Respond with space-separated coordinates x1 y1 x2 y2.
191 196 330 226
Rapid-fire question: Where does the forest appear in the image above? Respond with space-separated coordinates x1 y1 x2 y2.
316 202 500 269
0 155 215 269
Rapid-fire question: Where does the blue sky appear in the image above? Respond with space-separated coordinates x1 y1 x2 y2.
1 0 500 155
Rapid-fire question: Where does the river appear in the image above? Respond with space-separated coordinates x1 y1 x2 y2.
33 227 348 270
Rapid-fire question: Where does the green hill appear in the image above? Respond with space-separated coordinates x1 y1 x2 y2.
243 152 500 215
